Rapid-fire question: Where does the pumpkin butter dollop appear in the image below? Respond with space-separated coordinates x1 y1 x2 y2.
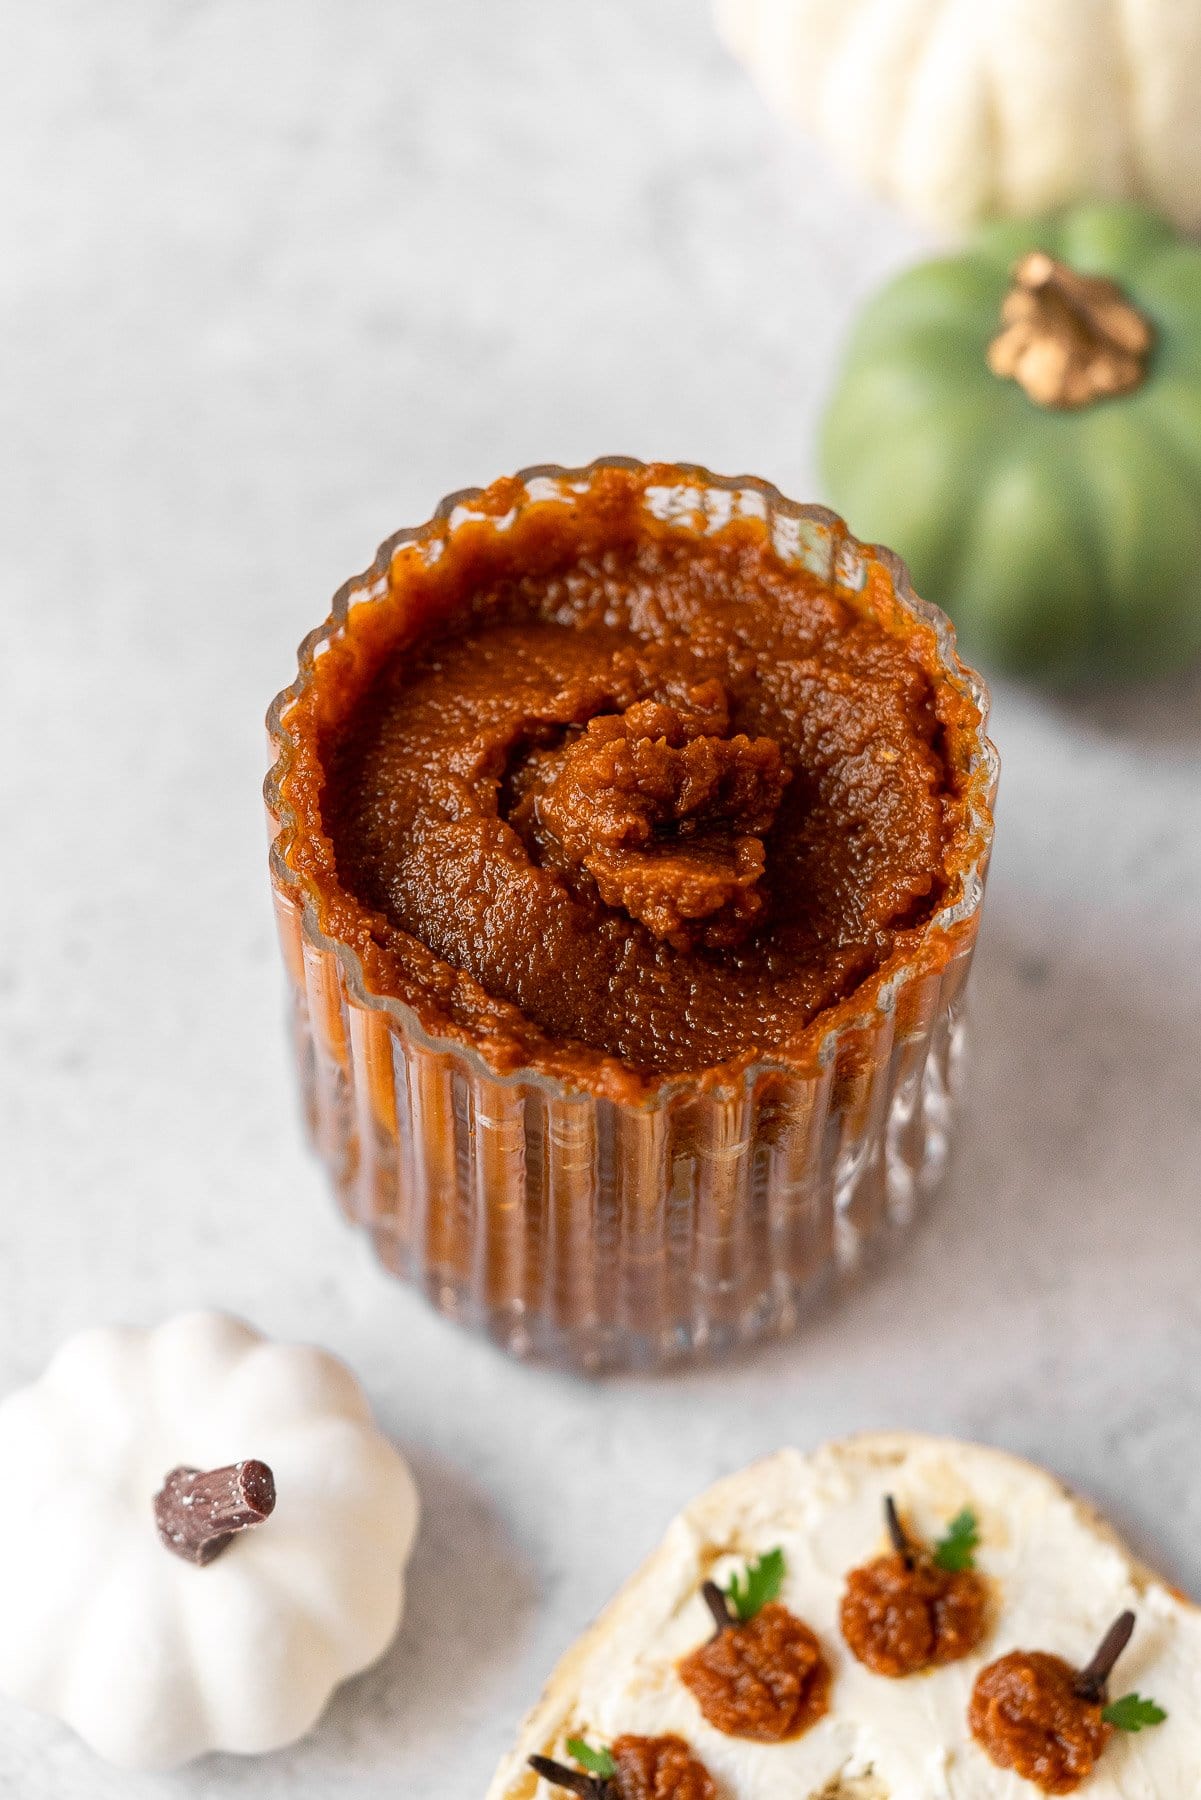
309 469 974 1093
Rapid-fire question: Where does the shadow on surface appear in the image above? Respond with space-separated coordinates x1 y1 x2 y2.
188 1446 540 1793
1047 658 1201 753
739 896 1201 1585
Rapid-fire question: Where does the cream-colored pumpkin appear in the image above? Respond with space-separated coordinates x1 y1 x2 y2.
0 1311 419 1769
715 0 1201 232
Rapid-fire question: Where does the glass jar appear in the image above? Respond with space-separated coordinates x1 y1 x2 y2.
265 460 997 1370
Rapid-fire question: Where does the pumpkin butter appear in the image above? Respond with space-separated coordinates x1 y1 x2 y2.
678 1603 831 1742
969 1652 1113 1794
282 465 982 1099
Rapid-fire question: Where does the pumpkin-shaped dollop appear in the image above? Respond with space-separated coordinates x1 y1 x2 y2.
822 201 1201 681
0 1311 419 1768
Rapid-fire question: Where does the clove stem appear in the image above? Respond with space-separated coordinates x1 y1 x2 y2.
1074 1611 1136 1702
701 1578 734 1635
884 1495 915 1569
528 1755 609 1798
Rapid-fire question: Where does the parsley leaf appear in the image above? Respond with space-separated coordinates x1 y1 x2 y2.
567 1738 617 1778
724 1546 786 1622
1102 1693 1168 1732
932 1508 979 1572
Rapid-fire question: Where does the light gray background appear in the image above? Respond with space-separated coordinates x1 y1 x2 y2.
4 3 1201 1795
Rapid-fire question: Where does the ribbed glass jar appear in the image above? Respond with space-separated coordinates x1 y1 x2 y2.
266 460 997 1371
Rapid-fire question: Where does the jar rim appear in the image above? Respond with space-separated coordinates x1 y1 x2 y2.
264 456 998 1108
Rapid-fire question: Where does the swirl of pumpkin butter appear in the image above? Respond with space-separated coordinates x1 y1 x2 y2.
509 682 788 952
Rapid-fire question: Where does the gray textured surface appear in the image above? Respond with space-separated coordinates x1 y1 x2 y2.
3 3 1201 1795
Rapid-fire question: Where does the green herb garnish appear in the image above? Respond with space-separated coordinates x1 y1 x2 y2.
566 1738 617 1778
724 1546 785 1622
1101 1693 1168 1732
932 1508 980 1573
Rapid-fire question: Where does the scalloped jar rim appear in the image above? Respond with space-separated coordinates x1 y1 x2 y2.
264 455 998 1107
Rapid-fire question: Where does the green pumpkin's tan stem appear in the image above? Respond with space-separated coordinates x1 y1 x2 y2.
988 252 1154 410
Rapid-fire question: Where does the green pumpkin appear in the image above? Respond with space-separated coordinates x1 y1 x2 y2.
821 201 1201 682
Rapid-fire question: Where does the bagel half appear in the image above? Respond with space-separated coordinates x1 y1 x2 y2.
489 1433 1197 1798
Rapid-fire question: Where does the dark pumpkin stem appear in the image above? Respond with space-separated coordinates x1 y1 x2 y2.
528 1754 609 1798
701 1577 735 1635
1074 1611 1136 1702
884 1495 915 1569
154 1460 276 1566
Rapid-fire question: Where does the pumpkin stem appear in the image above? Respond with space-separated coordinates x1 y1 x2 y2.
884 1495 916 1569
154 1460 277 1565
1074 1611 1136 1703
528 1754 610 1798
701 1578 736 1636
987 252 1153 410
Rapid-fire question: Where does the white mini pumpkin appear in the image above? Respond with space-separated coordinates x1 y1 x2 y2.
0 1311 419 1769
716 0 1201 232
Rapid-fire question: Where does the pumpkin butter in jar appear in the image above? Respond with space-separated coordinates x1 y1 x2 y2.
267 460 997 1367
